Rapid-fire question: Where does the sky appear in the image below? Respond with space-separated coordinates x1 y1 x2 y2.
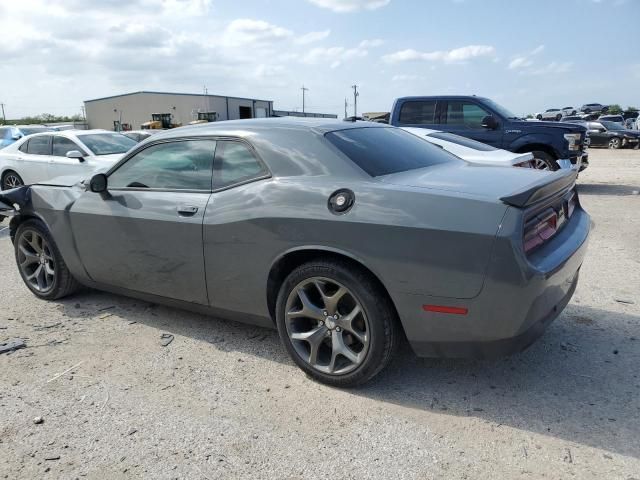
1 0 639 119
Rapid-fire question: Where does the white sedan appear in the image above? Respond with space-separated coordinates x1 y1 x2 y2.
0 130 137 190
401 127 536 168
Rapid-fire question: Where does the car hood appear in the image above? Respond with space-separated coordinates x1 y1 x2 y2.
36 165 111 188
449 149 532 167
379 162 568 203
511 119 586 133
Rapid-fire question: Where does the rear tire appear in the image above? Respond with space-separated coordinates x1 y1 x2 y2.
1 171 24 190
536 114 543 120
529 150 557 170
275 259 399 387
555 114 562 121
14 219 81 300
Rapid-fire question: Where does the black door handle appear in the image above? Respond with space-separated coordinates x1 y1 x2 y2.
177 205 198 216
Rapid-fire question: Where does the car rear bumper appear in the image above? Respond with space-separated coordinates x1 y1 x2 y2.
392 207 590 359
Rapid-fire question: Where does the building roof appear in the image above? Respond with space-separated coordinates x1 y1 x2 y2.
84 91 273 104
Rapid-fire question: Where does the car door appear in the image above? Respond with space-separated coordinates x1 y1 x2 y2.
202 140 271 315
587 122 607 146
440 100 503 147
49 135 92 179
69 138 217 304
19 135 52 184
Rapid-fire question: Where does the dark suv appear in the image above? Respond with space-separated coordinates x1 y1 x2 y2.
389 96 588 171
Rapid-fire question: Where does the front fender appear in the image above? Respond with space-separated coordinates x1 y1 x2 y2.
507 133 560 157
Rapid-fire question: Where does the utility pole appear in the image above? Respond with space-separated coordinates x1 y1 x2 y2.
351 85 359 117
344 98 348 119
0 103 5 123
301 85 309 114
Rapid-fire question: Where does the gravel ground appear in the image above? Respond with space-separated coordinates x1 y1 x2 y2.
1 148 639 479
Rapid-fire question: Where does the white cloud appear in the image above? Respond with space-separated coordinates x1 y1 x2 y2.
295 29 331 45
307 0 390 13
528 62 573 75
303 43 369 68
359 39 384 48
382 45 495 64
224 19 293 46
508 44 544 70
391 74 420 81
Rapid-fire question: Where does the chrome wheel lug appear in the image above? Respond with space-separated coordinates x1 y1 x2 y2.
323 311 328 316
319 320 324 326
336 327 342 332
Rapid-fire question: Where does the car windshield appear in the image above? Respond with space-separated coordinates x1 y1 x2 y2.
427 132 497 151
19 127 54 135
79 133 137 155
482 98 519 119
325 127 459 177
601 121 624 131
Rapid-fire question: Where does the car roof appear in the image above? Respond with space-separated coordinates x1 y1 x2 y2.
148 117 389 141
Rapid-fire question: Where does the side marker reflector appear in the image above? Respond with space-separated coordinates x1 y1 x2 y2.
423 305 468 315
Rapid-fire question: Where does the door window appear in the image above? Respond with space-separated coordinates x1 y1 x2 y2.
445 102 490 128
108 140 216 190
25 136 51 155
52 136 86 157
213 141 268 188
398 101 436 124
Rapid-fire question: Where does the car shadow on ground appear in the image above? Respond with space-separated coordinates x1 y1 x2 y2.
55 292 639 460
578 183 640 196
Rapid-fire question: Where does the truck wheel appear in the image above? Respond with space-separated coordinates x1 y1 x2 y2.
530 151 557 170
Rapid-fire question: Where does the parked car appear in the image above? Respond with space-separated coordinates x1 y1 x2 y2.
0 125 55 150
0 130 137 190
580 103 609 114
624 118 638 130
536 109 564 121
561 107 577 116
122 130 158 143
597 115 625 127
0 118 590 387
389 96 588 171
561 115 587 122
586 121 640 149
402 127 536 168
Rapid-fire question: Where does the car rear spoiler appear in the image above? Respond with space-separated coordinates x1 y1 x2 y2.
500 169 577 208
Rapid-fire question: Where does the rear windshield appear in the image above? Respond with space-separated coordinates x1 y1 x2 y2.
427 132 497 151
325 127 457 177
79 133 137 155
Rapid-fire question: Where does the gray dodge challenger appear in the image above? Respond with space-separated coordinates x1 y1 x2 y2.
0 118 590 387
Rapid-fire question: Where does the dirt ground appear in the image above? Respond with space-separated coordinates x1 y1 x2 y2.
1 148 639 479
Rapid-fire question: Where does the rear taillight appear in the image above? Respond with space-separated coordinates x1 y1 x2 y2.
524 208 558 253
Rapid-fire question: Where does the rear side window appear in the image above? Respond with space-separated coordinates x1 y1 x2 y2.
19 140 29 153
26 136 51 155
427 132 497 151
213 141 268 188
398 101 436 124
325 127 458 177
445 101 490 128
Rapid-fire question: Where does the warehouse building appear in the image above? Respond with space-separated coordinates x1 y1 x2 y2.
84 91 275 131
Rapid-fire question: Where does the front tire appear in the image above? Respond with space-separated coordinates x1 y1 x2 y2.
608 137 621 149
275 260 399 387
1 171 24 190
555 114 562 121
536 114 543 120
14 219 80 300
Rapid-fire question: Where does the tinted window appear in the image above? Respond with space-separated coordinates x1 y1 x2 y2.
588 122 605 131
79 133 137 155
214 141 268 188
427 132 497 151
325 127 458 177
601 121 624 131
52 137 85 157
109 140 216 190
26 135 51 155
445 101 490 128
18 139 29 153
398 101 436 124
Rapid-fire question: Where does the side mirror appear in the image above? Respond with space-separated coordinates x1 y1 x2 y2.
12 133 23 140
89 173 108 193
481 115 498 130
66 150 85 162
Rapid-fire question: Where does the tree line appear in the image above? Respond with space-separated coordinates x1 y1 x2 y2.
0 113 85 126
